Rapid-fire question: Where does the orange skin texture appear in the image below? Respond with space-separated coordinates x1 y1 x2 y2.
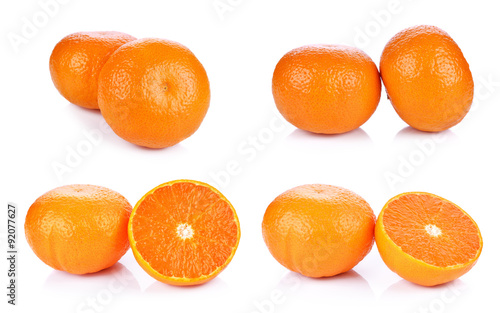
49 31 136 109
380 25 474 132
262 184 375 278
128 180 240 286
375 192 483 286
25 185 132 275
98 38 210 149
272 45 381 134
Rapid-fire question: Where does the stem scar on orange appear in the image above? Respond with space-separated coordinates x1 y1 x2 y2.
98 38 210 149
375 192 482 286
128 180 240 286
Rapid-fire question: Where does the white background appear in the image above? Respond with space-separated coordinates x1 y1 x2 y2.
1 0 499 312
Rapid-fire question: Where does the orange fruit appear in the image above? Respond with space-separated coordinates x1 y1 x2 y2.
25 184 132 275
49 31 136 109
98 38 210 148
272 45 381 134
380 25 474 132
128 180 240 285
262 184 375 278
375 192 482 286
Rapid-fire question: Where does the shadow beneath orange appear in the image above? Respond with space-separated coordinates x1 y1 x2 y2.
286 128 373 149
44 262 140 293
62 101 103 122
129 141 189 153
381 278 467 304
289 127 371 140
276 269 374 299
69 103 102 114
145 276 229 294
394 126 457 143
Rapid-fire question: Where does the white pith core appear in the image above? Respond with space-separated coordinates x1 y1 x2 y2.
425 224 442 237
177 223 194 240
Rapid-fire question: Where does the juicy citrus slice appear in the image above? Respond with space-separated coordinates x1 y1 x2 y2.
375 192 482 286
128 180 240 285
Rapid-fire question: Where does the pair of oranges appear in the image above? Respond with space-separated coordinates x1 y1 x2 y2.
262 184 482 287
50 25 474 149
25 181 239 286
273 25 474 134
25 181 482 287
50 32 210 149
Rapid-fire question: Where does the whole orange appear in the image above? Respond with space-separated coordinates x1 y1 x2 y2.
49 31 136 109
272 45 381 134
98 38 210 148
262 184 375 278
380 25 474 132
25 185 132 275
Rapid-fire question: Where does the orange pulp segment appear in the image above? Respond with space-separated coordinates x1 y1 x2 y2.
128 180 240 285
375 192 482 286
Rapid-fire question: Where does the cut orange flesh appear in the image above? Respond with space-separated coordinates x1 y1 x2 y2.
128 180 240 285
375 192 482 286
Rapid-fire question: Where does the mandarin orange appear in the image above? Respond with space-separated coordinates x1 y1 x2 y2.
380 25 474 132
98 38 210 148
128 180 240 285
49 31 136 109
262 184 375 277
272 45 381 134
375 192 482 286
25 184 132 274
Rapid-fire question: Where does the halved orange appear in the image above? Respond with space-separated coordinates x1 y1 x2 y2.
375 192 482 286
128 180 240 285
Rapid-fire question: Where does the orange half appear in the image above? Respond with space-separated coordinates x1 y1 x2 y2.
128 180 240 285
375 192 482 286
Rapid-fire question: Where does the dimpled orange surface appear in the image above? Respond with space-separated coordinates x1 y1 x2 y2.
262 184 375 278
25 184 132 275
49 31 136 109
380 25 474 132
128 180 240 285
375 192 482 286
98 38 210 148
272 44 381 134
